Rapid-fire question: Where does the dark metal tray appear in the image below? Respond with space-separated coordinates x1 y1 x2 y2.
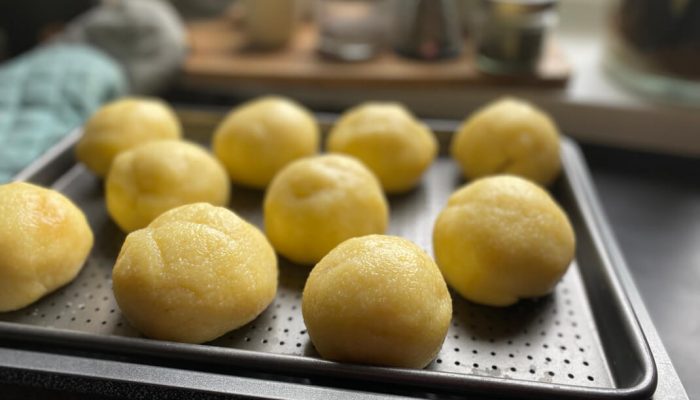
0 108 657 399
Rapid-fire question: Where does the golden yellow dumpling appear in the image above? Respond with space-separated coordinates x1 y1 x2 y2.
433 175 575 307
76 97 181 177
0 182 93 312
213 96 320 188
112 203 278 343
106 140 230 232
264 154 388 265
451 98 561 186
327 103 437 193
302 235 452 368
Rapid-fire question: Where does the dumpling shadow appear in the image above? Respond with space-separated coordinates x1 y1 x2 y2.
450 291 554 342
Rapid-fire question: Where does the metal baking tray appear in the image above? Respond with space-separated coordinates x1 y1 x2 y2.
0 107 657 399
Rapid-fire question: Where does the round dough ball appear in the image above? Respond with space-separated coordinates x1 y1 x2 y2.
327 103 437 193
302 235 452 368
264 154 388 265
112 203 278 343
76 97 182 177
106 140 230 232
433 175 575 307
0 182 93 312
451 98 561 186
213 96 320 188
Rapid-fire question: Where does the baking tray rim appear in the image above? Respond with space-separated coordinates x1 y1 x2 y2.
0 113 657 399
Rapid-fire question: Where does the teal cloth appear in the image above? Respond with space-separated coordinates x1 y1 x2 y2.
0 44 127 182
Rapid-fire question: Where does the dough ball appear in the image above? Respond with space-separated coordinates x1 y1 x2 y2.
433 175 575 306
451 98 561 186
106 140 230 232
0 182 93 311
76 97 182 177
112 203 278 343
327 103 437 193
302 235 452 368
264 154 388 265
213 96 320 188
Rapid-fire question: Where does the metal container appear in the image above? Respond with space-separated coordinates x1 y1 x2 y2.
393 0 463 60
0 108 657 399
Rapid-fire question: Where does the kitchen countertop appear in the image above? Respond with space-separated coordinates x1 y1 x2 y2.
582 144 698 400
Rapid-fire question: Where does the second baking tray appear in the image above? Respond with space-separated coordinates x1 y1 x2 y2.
0 108 656 399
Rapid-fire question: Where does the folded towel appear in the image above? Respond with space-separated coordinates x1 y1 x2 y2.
0 43 126 182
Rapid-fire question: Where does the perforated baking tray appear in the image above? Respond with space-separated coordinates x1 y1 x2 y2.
0 108 656 399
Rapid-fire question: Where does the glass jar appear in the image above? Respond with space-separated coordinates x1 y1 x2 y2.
475 0 558 75
605 0 700 105
316 0 388 61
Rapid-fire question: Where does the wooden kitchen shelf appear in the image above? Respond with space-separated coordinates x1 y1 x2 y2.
180 17 571 90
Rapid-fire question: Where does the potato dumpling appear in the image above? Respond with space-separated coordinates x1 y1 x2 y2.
0 182 93 312
327 103 437 193
112 203 278 343
451 98 561 186
106 140 229 232
264 154 388 265
433 175 575 307
213 96 319 188
76 97 181 177
302 235 451 369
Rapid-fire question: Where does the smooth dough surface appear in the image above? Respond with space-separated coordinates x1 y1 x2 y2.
302 235 452 368
213 96 319 188
264 154 388 265
106 140 230 232
433 175 575 306
112 203 278 343
76 97 181 177
451 98 561 185
0 182 93 312
327 102 437 193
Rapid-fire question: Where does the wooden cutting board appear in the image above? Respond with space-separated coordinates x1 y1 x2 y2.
179 18 570 90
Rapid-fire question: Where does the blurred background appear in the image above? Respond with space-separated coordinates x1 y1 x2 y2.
0 0 697 398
